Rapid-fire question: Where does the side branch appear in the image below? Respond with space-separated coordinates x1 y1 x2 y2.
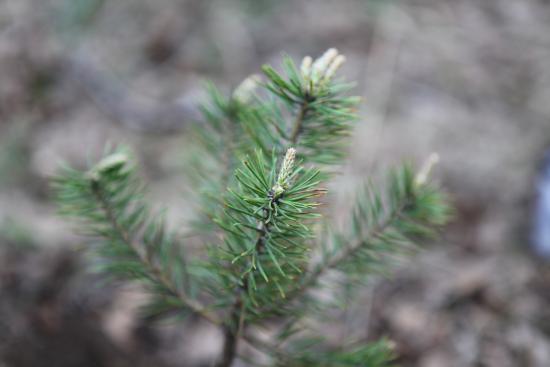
266 199 409 312
90 181 221 326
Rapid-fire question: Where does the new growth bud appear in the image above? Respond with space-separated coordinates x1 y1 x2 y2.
312 48 338 80
300 56 312 77
272 147 296 198
233 74 262 104
300 48 346 94
300 56 313 85
415 152 440 186
322 54 346 83
87 152 129 182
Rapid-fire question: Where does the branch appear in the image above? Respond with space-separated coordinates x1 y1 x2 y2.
261 51 358 166
260 165 450 317
90 179 221 326
285 201 406 303
54 152 222 327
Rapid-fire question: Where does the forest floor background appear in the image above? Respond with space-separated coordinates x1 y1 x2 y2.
1 1 550 366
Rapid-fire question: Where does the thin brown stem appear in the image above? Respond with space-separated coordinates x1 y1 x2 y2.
289 100 309 145
216 295 242 367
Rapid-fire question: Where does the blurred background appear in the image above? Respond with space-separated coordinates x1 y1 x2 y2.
2 0 550 366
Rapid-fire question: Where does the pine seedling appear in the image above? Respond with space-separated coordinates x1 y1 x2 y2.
54 48 452 367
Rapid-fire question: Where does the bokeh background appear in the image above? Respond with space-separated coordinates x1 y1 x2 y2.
2 0 550 366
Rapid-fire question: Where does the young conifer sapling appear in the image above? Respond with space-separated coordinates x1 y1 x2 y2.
54 48 451 367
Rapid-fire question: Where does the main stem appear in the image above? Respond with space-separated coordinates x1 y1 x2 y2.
217 99 309 367
217 292 243 367
216 206 271 367
289 100 309 145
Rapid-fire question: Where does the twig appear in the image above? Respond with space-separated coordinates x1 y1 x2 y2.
289 100 309 145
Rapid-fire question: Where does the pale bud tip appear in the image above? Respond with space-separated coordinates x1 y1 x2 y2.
281 147 296 174
300 56 312 76
285 147 296 162
87 152 129 182
324 54 346 81
322 48 338 61
312 48 339 77
273 147 297 196
415 153 440 186
233 74 262 104
95 153 128 173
